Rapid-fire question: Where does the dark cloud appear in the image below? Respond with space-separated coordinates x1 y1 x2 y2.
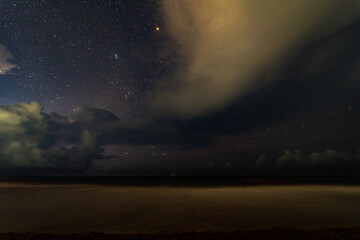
276 149 360 168
1 100 359 175
248 149 360 176
255 155 267 169
49 106 211 148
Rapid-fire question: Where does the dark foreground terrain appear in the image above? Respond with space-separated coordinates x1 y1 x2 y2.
1 228 360 240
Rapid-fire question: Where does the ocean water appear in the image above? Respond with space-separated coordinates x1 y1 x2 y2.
1 178 360 233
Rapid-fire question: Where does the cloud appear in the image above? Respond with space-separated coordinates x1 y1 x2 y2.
255 155 267 169
0 102 105 171
276 149 360 168
0 44 17 74
0 102 53 167
152 0 360 118
62 130 105 170
0 102 206 173
49 106 209 148
68 106 118 124
2 102 358 174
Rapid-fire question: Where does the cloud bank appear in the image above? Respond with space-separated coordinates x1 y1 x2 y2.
152 0 360 118
0 44 16 74
0 102 202 173
1 102 359 174
276 149 360 168
0 102 105 171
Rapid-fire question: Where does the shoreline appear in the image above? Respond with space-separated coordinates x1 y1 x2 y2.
1 176 360 187
1 228 360 240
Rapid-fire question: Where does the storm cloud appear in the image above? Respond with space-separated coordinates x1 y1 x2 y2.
152 0 360 118
0 102 203 172
0 102 105 172
0 44 16 75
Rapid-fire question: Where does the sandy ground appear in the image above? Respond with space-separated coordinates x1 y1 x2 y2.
1 183 360 233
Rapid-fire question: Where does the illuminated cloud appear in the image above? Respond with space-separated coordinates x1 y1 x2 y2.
0 44 17 74
152 0 360 118
0 102 105 171
0 102 52 167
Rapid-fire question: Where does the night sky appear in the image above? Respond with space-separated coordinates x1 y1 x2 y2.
0 0 160 115
0 0 360 175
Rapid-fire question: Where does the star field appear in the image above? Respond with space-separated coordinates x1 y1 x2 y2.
0 0 164 115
